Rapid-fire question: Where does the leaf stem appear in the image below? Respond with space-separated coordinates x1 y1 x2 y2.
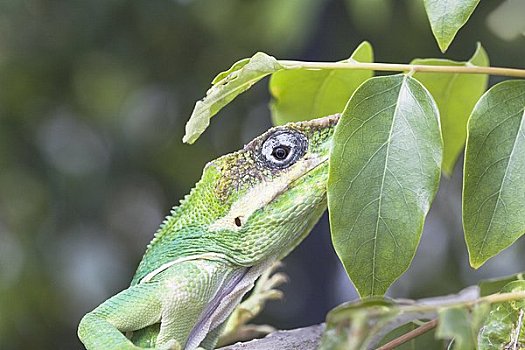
404 291 525 313
375 319 438 350
278 60 525 79
480 291 525 304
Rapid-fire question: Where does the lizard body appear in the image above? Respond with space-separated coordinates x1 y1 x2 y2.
78 114 340 350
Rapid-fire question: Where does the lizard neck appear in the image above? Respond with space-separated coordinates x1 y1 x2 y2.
131 165 229 285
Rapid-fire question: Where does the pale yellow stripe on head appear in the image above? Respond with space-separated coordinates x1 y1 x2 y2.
209 156 326 232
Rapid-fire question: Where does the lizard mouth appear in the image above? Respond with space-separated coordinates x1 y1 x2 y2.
275 154 328 195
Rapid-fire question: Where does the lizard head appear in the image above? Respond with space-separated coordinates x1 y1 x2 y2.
206 114 340 265
133 114 339 284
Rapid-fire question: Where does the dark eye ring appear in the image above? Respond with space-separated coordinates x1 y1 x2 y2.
259 130 307 169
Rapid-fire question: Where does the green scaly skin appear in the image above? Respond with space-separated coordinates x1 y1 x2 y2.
78 114 340 350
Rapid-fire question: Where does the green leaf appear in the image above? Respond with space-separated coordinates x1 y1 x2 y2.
211 58 251 84
328 74 442 297
436 307 476 350
478 281 525 350
183 52 283 144
269 41 373 125
463 80 525 268
480 272 525 297
412 43 489 176
319 298 400 350
423 0 480 52
320 287 479 350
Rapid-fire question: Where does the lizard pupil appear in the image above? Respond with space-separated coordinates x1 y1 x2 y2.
272 146 289 160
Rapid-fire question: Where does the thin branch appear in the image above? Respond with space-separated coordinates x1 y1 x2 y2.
278 60 525 79
481 291 525 305
375 319 438 350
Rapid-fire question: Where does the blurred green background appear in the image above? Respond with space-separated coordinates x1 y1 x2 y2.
0 0 524 349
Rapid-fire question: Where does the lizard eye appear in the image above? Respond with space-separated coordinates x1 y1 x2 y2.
260 130 308 169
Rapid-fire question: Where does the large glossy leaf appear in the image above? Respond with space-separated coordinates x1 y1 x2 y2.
269 41 373 125
478 281 525 349
183 52 283 144
463 80 525 268
328 74 442 296
412 43 489 175
423 0 480 52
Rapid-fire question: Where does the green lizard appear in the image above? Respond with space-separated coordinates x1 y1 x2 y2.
78 114 340 350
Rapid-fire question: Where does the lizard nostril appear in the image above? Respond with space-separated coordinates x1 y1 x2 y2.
234 217 242 227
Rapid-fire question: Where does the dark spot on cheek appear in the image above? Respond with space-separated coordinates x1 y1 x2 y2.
234 217 242 227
